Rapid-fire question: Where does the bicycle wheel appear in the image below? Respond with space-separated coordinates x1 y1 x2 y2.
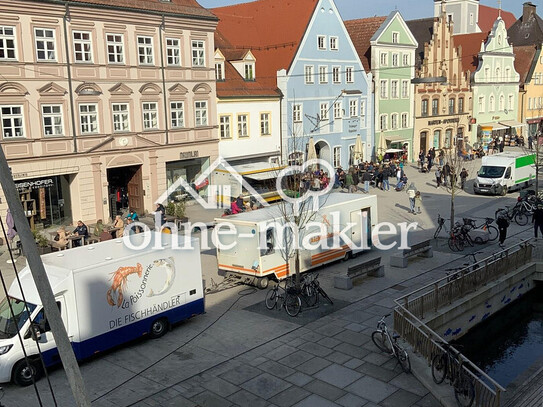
372 330 393 354
431 353 447 384
448 236 459 252
395 345 411 373
434 224 443 239
302 284 318 307
265 288 278 310
454 372 475 407
515 211 529 226
284 292 301 317
484 225 499 242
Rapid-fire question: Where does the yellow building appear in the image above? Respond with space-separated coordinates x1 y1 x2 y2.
516 45 543 138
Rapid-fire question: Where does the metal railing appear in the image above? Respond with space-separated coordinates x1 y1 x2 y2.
394 241 533 407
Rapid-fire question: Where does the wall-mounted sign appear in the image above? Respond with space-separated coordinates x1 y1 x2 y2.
15 178 54 191
348 118 360 133
427 117 460 126
179 151 199 159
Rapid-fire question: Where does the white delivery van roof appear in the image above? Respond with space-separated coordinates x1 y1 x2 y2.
217 193 376 224
9 264 71 306
482 152 533 166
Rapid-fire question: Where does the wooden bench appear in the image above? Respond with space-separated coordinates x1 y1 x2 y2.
334 257 384 290
390 239 433 268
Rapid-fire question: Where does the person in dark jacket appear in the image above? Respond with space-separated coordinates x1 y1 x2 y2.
442 163 451 187
382 166 390 191
72 220 89 247
533 205 543 240
362 171 372 193
496 212 510 247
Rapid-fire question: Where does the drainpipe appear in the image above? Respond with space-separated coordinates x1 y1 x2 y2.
63 4 78 153
159 15 169 145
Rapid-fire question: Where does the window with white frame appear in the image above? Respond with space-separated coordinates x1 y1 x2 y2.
320 103 329 120
260 113 270 135
458 97 464 113
346 66 353 83
402 53 409 66
392 53 398 67
392 32 399 43
478 96 485 113
401 112 408 128
305 65 314 84
237 114 248 137
112 103 129 132
332 66 340 83
505 67 510 80
191 40 205 67
245 63 254 80
333 146 341 168
349 145 354 166
499 95 504 111
508 94 514 110
79 104 98 134
380 80 388 98
73 31 92 63
106 34 124 64
166 38 181 66
319 66 328 84
219 115 230 139
317 35 326 50
1 106 24 138
489 95 495 112
401 80 409 98
137 36 154 65
529 97 533 110
349 99 357 117
42 105 63 136
195 101 208 126
380 114 387 130
360 100 365 119
432 98 439 115
380 52 387 66
391 113 398 129
293 104 302 122
449 98 455 114
0 26 16 60
35 28 56 61
330 36 338 50
334 102 342 119
421 99 428 116
391 80 398 98
170 101 184 128
142 102 158 130
215 62 224 81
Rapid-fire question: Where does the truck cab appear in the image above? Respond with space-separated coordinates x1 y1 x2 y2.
474 152 535 195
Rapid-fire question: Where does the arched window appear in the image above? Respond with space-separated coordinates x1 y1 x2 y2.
496 67 501 81
489 95 495 112
499 95 505 111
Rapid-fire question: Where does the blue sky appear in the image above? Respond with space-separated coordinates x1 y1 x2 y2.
198 0 533 20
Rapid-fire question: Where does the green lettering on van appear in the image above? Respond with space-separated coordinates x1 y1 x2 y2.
515 154 536 168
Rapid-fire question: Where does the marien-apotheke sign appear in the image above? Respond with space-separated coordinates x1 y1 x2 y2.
428 117 460 126
180 151 199 159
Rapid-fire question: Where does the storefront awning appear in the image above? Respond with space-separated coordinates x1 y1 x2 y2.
478 122 508 131
385 135 410 142
243 171 279 181
498 120 526 128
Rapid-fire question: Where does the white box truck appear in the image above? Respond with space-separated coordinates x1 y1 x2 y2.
215 193 378 288
0 232 204 386
474 152 536 195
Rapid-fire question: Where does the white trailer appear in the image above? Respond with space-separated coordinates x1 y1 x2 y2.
215 193 378 288
0 232 204 385
474 152 535 195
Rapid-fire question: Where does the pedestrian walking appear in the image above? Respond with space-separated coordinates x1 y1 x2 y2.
460 168 468 190
414 191 423 214
496 212 510 247
362 170 372 193
438 149 444 167
528 135 533 150
352 170 359 192
533 204 543 240
406 183 417 214
345 170 355 193
382 166 390 191
435 167 442 188
442 163 451 187
396 168 402 184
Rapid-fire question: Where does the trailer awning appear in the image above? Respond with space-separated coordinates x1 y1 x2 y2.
243 171 279 181
498 120 526 128
478 122 508 131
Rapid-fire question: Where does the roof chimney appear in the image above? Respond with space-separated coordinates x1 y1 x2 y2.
523 2 536 22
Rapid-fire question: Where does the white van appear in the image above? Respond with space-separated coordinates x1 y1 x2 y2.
215 193 378 288
474 152 535 195
0 232 204 385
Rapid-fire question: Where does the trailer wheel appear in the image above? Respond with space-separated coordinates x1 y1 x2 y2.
150 318 169 339
257 277 269 290
13 360 40 387
342 251 351 262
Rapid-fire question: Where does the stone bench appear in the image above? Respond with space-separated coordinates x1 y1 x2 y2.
390 239 433 268
334 257 384 290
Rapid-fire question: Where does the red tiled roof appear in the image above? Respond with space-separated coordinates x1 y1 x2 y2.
61 0 216 19
344 17 387 72
216 61 281 98
514 45 538 84
478 5 516 32
212 0 319 91
453 32 488 73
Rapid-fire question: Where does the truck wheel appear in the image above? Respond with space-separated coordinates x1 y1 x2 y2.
501 186 507 196
13 360 40 387
150 318 169 339
257 277 269 289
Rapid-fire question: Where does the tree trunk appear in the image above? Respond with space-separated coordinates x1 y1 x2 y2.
295 249 300 288
450 187 455 233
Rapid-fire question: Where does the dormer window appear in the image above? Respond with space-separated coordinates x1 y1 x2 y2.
392 32 399 44
215 62 224 81
244 63 254 81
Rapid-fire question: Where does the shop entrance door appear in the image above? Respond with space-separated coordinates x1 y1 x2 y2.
107 165 143 219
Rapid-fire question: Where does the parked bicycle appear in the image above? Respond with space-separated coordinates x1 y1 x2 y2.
448 222 474 252
432 341 475 407
434 214 451 238
371 314 411 373
444 252 482 282
299 273 318 307
265 278 302 317
308 273 333 305
495 203 529 226
462 217 498 242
